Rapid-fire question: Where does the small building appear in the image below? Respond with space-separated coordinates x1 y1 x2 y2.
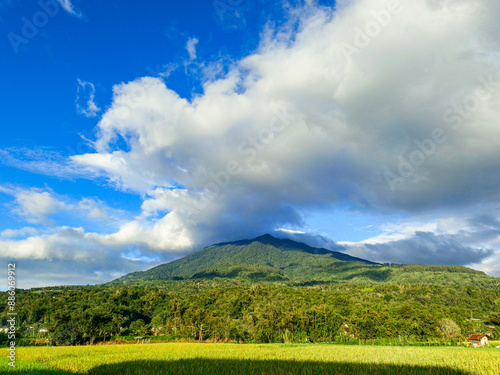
0 326 8 333
467 334 490 348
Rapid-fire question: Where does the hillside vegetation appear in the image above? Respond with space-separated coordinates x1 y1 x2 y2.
2 282 499 346
111 234 499 289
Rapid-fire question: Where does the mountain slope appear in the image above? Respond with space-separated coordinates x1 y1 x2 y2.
113 234 376 284
111 234 499 288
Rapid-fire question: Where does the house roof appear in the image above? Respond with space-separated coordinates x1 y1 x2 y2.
467 334 489 340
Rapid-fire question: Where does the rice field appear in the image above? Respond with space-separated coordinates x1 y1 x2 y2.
2 343 499 375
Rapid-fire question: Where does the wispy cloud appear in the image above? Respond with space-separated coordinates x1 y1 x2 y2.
76 79 101 117
0 147 97 180
55 0 84 18
185 37 199 61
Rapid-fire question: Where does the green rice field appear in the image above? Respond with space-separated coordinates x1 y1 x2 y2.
1 343 499 375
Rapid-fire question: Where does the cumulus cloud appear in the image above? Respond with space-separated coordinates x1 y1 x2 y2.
0 230 164 288
76 79 101 117
94 212 194 252
70 0 500 251
0 186 128 231
0 186 70 224
274 214 498 274
0 220 191 288
347 232 493 267
1 227 38 239
77 197 124 222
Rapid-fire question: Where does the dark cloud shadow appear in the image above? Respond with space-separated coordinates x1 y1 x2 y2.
88 358 474 375
8 358 473 375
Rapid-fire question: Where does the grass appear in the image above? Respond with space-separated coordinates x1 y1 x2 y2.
1 343 499 374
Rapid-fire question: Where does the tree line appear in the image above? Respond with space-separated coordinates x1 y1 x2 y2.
1 282 498 345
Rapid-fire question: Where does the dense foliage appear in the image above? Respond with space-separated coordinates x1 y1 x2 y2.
1 282 498 346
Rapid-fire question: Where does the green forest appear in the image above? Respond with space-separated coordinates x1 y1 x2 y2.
1 281 499 346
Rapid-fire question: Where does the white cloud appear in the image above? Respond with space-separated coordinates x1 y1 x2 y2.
0 186 70 224
344 232 494 267
94 212 194 252
468 253 500 277
0 227 79 260
0 226 171 288
276 213 498 274
66 0 500 265
186 37 199 61
55 0 84 18
78 197 116 221
276 228 306 234
0 218 192 287
0 227 38 239
340 220 439 245
0 147 97 179
146 62 178 79
0 186 128 231
76 79 101 117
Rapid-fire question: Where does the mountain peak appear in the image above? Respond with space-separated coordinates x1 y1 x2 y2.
254 233 276 241
112 234 378 285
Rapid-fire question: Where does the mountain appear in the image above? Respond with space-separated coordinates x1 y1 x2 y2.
113 234 375 284
111 234 499 288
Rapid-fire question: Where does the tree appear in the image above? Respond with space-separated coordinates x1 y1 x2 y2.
488 312 500 326
129 319 148 336
438 319 461 339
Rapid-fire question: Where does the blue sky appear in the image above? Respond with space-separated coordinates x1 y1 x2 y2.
1 0 500 288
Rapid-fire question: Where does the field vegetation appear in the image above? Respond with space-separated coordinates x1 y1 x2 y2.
2 343 500 375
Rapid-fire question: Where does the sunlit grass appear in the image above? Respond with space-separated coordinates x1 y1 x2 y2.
2 343 499 374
